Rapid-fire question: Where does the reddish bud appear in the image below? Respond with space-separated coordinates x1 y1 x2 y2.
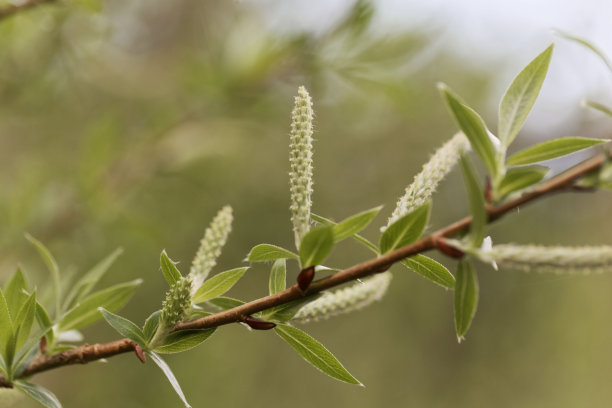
134 345 146 363
244 316 276 330
484 177 493 203
297 266 315 292
39 336 47 354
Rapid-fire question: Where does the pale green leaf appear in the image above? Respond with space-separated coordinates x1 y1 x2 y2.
0 288 14 353
35 301 54 346
439 83 498 176
25 234 61 317
555 29 612 73
582 99 612 117
154 329 216 354
4 268 28 316
506 137 608 166
14 380 62 408
98 308 146 347
454 259 479 341
0 353 6 376
58 279 142 331
148 351 191 407
207 297 245 310
14 292 37 350
160 251 182 286
247 244 299 262
143 310 161 342
461 156 487 248
331 206 382 242
269 259 286 295
192 267 248 304
299 226 335 268
497 165 548 198
274 324 361 385
311 213 380 254
379 202 430 254
498 45 553 146
401 255 455 289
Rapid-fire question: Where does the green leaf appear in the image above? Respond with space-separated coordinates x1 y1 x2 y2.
0 353 6 376
192 267 248 304
35 301 54 346
454 259 479 341
13 325 54 378
160 250 183 286
63 248 123 310
4 268 28 316
311 213 380 254
497 165 548 198
98 308 146 347
331 206 383 242
498 45 553 146
379 202 430 254
14 380 62 408
154 329 216 354
268 259 286 295
0 288 14 354
143 310 161 342
207 297 245 310
582 100 612 117
401 255 455 289
299 226 335 268
260 294 322 322
246 244 299 262
58 279 142 331
25 234 61 317
460 156 487 248
274 324 361 385
14 292 37 350
439 83 499 177
506 137 608 166
555 29 612 73
147 351 191 408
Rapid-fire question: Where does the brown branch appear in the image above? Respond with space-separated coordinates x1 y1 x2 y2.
0 0 57 20
1 149 609 386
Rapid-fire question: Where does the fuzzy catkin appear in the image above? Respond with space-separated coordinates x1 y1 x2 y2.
161 276 193 328
189 205 233 292
386 132 469 227
292 273 392 323
289 86 314 248
477 244 612 274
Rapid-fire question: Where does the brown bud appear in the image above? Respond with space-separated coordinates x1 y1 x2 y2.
39 336 47 354
435 238 465 259
297 266 315 292
484 176 493 203
244 316 276 330
134 345 146 363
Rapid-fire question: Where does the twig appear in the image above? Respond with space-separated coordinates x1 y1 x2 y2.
0 0 57 21
0 149 609 386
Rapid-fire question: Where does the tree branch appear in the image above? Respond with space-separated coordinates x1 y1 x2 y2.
0 0 56 21
1 148 609 387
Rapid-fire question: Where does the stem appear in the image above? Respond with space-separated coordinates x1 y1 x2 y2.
0 149 609 387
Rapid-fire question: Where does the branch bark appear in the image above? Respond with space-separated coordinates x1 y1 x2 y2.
0 0 56 21
1 148 609 386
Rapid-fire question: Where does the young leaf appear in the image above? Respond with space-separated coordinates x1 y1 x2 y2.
0 289 14 353
506 137 608 166
582 100 612 117
555 29 612 73
331 206 382 242
154 329 216 354
25 234 61 317
269 259 286 295
14 380 62 408
401 255 455 289
299 226 335 268
4 268 28 315
497 165 548 198
58 279 142 331
379 202 430 254
98 308 146 346
246 244 299 262
454 259 479 341
147 351 192 408
0 353 6 376
461 156 487 248
274 324 361 385
207 297 245 310
160 251 182 286
143 310 161 342
498 45 553 146
311 213 380 254
14 292 37 350
192 267 248 304
63 248 123 309
439 83 499 177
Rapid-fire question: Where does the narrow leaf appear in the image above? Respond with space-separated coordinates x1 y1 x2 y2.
4 268 28 316
461 156 487 247
58 279 142 331
98 308 146 346
379 202 430 254
247 244 299 262
299 226 335 268
192 267 248 304
268 259 286 295
401 255 455 289
35 301 55 346
25 234 61 317
454 259 479 341
207 297 245 310
14 292 37 350
148 351 191 407
0 288 14 352
497 165 548 198
439 83 498 176
582 99 612 117
143 310 161 342
14 380 62 408
312 213 380 254
498 45 553 146
160 251 182 286
555 29 612 73
506 137 608 166
154 329 216 354
274 324 361 385
331 206 382 242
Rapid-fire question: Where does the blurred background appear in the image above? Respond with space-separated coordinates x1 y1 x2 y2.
1 0 611 406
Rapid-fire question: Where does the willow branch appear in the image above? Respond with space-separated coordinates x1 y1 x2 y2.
1 148 609 387
0 0 56 21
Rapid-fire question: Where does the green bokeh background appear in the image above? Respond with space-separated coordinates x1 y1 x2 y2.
1 1 611 407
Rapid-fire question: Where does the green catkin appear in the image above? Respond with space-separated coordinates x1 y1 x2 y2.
149 276 193 349
289 86 314 248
